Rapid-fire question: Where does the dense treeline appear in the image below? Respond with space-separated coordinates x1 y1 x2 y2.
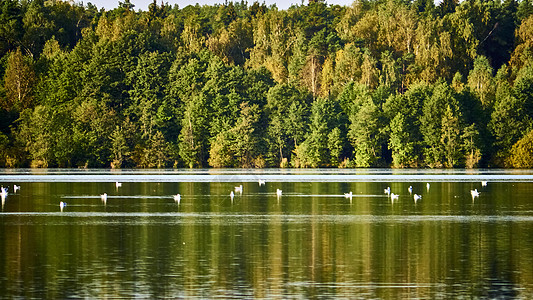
1 0 533 168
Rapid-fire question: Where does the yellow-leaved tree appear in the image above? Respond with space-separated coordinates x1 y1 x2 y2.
508 130 533 168
2 48 35 111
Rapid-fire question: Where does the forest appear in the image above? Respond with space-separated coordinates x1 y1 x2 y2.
1 0 533 168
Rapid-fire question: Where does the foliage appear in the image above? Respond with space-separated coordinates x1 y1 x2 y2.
0 0 532 168
3 48 35 111
508 129 533 168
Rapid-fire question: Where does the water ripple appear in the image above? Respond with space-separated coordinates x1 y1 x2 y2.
2 212 533 225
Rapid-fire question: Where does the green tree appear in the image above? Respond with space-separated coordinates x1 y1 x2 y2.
360 51 379 89
514 65 533 120
443 0 488 77
0 131 9 167
333 44 363 90
119 0 135 11
328 127 344 167
489 72 533 165
293 97 339 167
141 130 170 168
36 38 81 107
247 9 291 83
379 51 400 90
3 48 35 111
420 82 460 167
467 55 495 107
508 129 533 168
17 106 54 167
462 123 482 168
207 18 253 65
0 0 23 58
127 51 173 141
438 0 458 16
440 104 462 167
348 86 382 167
208 130 235 168
230 102 262 168
16 105 74 167
383 84 428 166
168 53 212 168
517 0 533 21
287 30 308 86
22 0 55 57
110 127 129 169
109 119 137 169
412 18 453 82
265 83 310 166
71 99 117 167
178 94 209 168
181 14 206 53
389 113 416 168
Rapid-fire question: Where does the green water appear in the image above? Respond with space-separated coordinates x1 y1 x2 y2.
1 173 533 298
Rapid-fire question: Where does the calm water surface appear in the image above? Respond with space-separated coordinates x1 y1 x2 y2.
1 169 533 299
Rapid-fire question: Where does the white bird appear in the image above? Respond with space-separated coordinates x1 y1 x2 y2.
408 186 413 194
481 181 488 187
60 201 66 212
384 186 391 196
235 185 243 194
116 182 122 189
174 193 181 204
276 189 282 197
258 179 266 186
414 194 422 202
230 191 235 201
344 191 353 203
0 186 8 197
471 189 480 200
391 193 399 202
13 185 20 193
426 183 430 191
1 189 6 209
101 193 107 204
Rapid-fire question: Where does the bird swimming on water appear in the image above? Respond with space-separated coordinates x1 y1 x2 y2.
344 191 353 203
471 189 479 200
391 193 399 202
414 194 422 203
0 186 8 197
235 185 243 194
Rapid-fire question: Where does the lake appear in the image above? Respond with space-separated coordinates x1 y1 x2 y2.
1 169 533 298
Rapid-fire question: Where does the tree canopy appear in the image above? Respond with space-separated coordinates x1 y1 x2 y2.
1 0 533 168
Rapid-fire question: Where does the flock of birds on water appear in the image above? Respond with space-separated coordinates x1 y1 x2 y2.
379 181 486 204
1 180 489 212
